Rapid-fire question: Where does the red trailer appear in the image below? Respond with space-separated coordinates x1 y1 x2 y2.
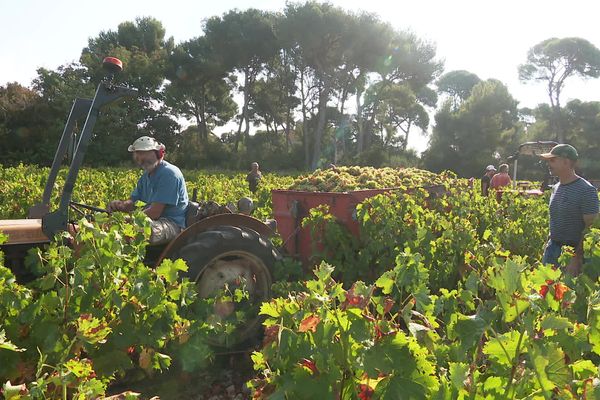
272 185 446 267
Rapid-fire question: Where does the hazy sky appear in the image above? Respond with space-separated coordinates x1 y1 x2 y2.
2 0 599 152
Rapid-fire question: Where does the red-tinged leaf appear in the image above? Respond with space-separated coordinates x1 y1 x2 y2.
553 283 569 301
299 358 318 374
383 298 394 314
539 285 549 298
358 383 374 400
263 325 279 346
299 315 320 333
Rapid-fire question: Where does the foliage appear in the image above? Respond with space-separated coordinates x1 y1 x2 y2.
0 165 295 221
251 204 600 399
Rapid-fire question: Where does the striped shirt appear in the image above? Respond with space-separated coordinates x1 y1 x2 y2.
549 177 599 244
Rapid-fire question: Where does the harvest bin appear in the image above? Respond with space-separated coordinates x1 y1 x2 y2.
272 185 446 267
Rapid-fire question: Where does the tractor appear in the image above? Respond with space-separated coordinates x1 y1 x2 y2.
506 141 559 194
0 58 280 346
507 141 600 193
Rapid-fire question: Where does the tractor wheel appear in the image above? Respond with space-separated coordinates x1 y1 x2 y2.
171 225 280 347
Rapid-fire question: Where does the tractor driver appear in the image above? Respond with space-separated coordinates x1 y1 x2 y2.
107 136 189 245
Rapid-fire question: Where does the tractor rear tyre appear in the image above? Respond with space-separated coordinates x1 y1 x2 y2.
170 225 280 347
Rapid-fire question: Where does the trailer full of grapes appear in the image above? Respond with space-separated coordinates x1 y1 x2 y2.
272 186 447 266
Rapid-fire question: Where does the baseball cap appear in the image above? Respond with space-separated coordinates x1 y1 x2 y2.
485 165 497 171
539 144 578 161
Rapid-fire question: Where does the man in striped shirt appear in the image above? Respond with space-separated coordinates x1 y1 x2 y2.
540 144 599 274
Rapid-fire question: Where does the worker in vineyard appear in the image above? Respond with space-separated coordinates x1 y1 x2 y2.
107 136 189 245
490 164 511 190
539 144 599 274
481 165 496 196
247 162 262 193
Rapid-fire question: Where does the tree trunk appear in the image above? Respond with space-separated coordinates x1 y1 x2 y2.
235 69 251 152
193 101 203 142
285 105 291 153
199 86 208 141
356 91 364 153
402 120 412 151
300 67 310 170
311 79 332 170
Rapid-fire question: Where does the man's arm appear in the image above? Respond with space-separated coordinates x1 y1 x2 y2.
144 202 166 220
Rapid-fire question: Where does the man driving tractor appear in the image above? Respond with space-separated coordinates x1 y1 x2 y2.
108 136 189 244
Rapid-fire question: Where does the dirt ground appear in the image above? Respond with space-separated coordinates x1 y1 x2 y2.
106 350 255 400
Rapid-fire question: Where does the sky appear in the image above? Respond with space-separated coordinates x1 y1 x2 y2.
2 0 600 152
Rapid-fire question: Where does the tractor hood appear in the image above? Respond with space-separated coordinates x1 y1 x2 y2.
0 219 50 245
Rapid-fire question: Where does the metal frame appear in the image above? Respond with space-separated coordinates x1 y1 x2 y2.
31 77 138 239
509 141 558 188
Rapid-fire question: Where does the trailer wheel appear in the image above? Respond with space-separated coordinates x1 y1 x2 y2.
170 225 280 347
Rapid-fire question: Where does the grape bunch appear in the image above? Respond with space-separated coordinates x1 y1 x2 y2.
288 166 455 192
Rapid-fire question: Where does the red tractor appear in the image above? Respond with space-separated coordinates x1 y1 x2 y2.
0 58 279 346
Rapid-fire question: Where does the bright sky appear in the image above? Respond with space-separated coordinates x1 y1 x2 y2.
2 0 599 152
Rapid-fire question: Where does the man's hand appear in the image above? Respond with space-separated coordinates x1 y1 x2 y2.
565 254 582 276
108 199 134 213
108 200 123 213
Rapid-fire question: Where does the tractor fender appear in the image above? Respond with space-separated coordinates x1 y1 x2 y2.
156 213 275 266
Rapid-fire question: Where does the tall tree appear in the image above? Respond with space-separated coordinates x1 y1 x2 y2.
361 31 442 153
423 79 519 176
281 2 360 169
204 9 280 151
436 70 481 109
518 37 600 142
78 17 176 163
165 37 236 142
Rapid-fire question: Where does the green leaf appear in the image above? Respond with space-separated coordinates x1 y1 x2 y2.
0 330 24 352
375 270 396 295
93 350 133 376
313 262 335 282
260 302 280 318
177 334 213 372
449 362 469 390
373 375 427 400
571 359 597 380
588 291 600 356
540 315 573 331
483 330 528 368
483 229 492 241
156 258 188 284
530 344 571 392
482 376 505 394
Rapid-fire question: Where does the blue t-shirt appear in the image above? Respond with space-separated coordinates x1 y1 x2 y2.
549 177 599 244
131 160 189 228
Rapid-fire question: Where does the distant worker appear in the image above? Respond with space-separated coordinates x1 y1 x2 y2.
481 165 496 196
107 136 189 244
246 162 262 193
539 144 599 274
490 163 511 190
